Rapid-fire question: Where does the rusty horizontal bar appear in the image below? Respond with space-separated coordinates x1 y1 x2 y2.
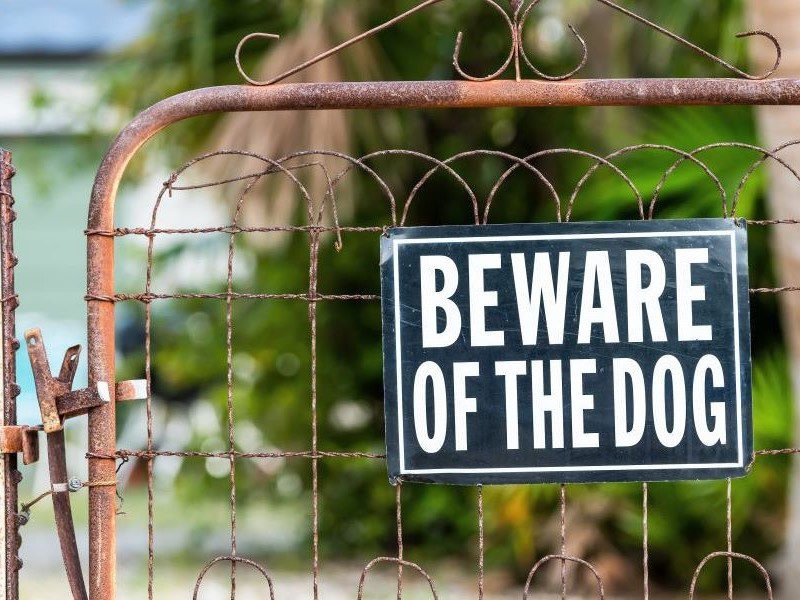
56 387 108 420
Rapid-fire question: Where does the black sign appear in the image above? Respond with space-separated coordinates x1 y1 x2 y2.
380 219 752 485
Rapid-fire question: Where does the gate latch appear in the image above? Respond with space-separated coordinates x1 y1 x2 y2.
25 328 109 432
22 328 146 600
24 327 110 600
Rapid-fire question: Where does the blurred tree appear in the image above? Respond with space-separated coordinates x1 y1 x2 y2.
747 2 800 597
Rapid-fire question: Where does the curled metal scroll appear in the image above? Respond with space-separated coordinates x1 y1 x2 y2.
235 0 781 85
515 1 587 81
593 0 780 80
452 0 518 82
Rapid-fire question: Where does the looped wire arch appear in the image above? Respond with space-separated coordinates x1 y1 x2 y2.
481 148 642 222
391 149 559 224
481 151 561 223
567 145 727 219
347 150 477 226
233 0 781 85
154 150 316 228
228 152 320 228
730 140 800 215
192 556 276 600
646 145 729 218
522 554 605 599
529 148 642 221
357 557 439 600
278 150 399 226
165 148 400 248
689 551 773 600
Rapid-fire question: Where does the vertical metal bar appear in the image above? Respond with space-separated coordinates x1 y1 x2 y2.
0 149 19 600
225 195 238 599
477 485 484 600
309 225 320 600
395 481 403 600
86 207 116 598
727 479 733 600
642 483 649 600
560 484 567 599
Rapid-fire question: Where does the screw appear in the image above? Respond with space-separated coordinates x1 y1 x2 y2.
67 477 83 492
16 510 29 526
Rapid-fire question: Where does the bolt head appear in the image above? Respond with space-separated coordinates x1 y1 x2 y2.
67 477 83 492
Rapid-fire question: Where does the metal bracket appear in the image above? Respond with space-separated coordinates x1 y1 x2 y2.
115 379 147 402
0 426 39 465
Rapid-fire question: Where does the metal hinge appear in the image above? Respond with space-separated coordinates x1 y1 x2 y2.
0 426 39 465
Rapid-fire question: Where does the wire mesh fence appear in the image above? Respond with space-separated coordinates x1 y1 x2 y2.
77 142 800 598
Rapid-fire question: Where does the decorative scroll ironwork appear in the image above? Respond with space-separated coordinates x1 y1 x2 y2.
81 140 800 598
235 0 782 85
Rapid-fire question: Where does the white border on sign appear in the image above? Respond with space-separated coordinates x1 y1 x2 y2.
392 229 744 475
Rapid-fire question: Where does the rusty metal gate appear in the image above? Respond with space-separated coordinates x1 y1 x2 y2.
5 0 800 598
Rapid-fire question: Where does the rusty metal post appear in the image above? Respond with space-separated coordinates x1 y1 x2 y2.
87 171 117 597
0 149 20 600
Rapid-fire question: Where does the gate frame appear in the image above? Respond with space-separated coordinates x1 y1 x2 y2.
86 76 800 599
